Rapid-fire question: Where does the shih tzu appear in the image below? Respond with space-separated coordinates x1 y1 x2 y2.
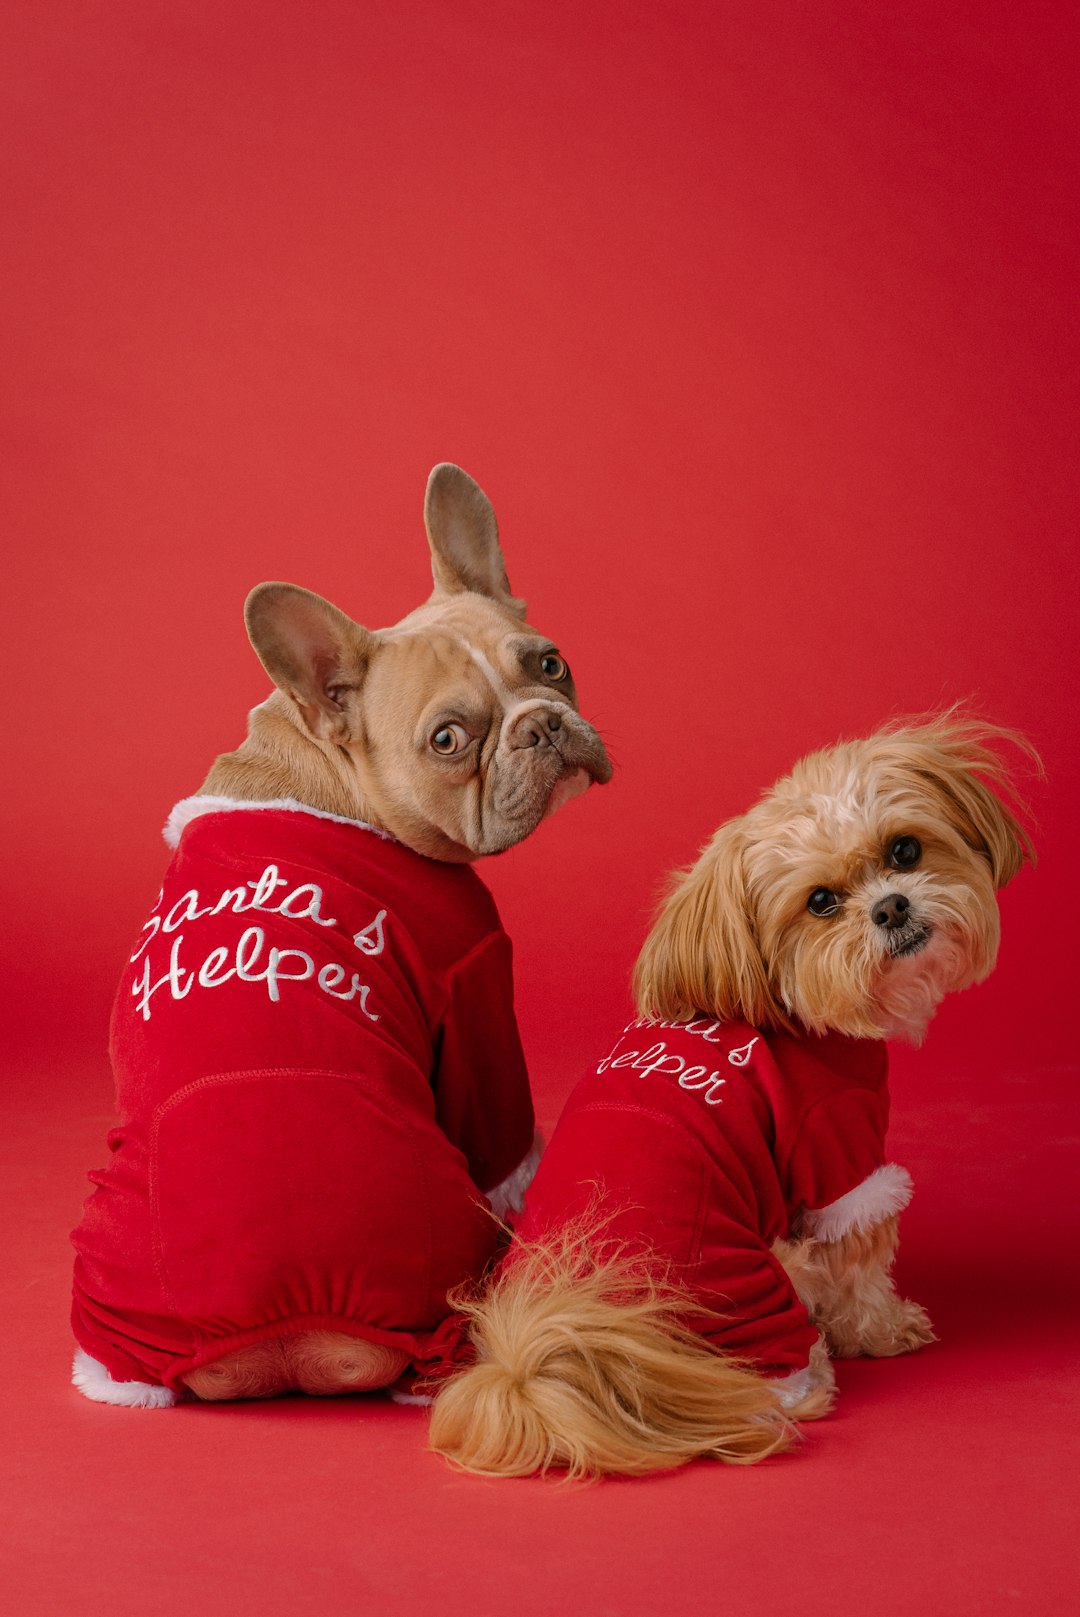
428 716 1034 1478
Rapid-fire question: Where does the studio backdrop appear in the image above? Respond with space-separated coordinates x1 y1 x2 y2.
3 0 1074 1113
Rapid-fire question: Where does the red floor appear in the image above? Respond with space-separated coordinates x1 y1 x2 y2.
5 1022 1074 1616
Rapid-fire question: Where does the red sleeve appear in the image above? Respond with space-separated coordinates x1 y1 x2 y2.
431 931 535 1194
783 1085 911 1241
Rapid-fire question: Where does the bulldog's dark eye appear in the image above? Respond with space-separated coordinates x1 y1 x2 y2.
888 836 922 870
540 653 568 681
807 888 841 917
430 723 470 756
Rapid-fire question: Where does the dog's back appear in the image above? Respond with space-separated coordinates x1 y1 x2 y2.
72 799 534 1400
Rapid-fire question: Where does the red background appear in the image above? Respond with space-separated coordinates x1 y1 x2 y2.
2 4 1076 1614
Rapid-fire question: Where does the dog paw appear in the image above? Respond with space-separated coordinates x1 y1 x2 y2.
877 1300 937 1356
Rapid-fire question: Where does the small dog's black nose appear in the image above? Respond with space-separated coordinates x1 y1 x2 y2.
872 892 911 929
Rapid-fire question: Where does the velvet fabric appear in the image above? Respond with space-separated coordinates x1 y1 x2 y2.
517 1017 895 1375
71 803 535 1389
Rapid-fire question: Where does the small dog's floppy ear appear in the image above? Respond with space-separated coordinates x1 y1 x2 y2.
633 820 786 1030
424 464 526 616
244 583 375 743
892 720 1037 889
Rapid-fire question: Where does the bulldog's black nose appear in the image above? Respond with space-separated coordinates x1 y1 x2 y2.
510 708 562 749
872 892 911 929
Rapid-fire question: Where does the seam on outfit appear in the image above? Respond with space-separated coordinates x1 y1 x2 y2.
162 1314 429 1391
685 1159 711 1275
425 929 505 1052
775 1084 881 1190
566 1100 719 1271
148 1066 423 1321
443 928 508 982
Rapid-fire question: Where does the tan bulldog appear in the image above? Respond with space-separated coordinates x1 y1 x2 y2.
71 466 611 1409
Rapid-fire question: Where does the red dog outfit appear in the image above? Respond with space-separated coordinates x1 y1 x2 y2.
71 798 536 1396
515 1015 913 1382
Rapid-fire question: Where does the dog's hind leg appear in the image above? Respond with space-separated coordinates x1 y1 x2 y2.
183 1339 291 1401
183 1332 411 1401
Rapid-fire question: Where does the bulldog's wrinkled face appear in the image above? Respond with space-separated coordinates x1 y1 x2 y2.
363 594 612 857
244 465 612 862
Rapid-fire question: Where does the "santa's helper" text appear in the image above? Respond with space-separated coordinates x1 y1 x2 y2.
128 863 386 1022
596 1017 759 1105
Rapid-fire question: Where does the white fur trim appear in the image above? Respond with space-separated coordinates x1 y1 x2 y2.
802 1163 914 1243
486 1132 544 1220
389 1388 434 1407
770 1339 835 1409
72 1349 177 1408
770 1363 821 1409
163 795 396 850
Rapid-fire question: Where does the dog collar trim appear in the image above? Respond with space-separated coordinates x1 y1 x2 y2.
163 795 396 851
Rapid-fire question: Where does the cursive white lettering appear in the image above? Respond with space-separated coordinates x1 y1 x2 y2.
197 946 236 989
595 1030 729 1105
130 920 382 1021
132 936 196 1020
353 909 387 956
161 889 211 934
278 882 337 926
727 1038 759 1067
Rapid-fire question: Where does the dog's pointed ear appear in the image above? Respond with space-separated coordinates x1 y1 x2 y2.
244 583 375 743
633 821 787 1029
424 464 526 616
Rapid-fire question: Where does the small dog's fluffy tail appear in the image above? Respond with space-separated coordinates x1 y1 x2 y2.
428 1226 794 1480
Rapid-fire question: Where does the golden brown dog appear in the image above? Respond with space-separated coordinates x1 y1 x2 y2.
430 717 1034 1477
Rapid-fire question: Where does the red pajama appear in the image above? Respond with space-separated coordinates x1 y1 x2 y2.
71 799 535 1391
516 1015 902 1377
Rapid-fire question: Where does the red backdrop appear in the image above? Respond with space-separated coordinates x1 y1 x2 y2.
4 0 1075 1090
2 5 1076 1613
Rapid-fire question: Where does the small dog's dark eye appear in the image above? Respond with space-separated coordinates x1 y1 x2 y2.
807 888 841 917
889 836 922 870
540 653 568 681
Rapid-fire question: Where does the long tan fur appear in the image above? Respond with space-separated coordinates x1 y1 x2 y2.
633 819 791 1031
635 715 1037 1041
428 1224 800 1480
775 1221 936 1359
433 714 1034 1477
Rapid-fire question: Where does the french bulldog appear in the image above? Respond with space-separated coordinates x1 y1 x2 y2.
71 465 612 1408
